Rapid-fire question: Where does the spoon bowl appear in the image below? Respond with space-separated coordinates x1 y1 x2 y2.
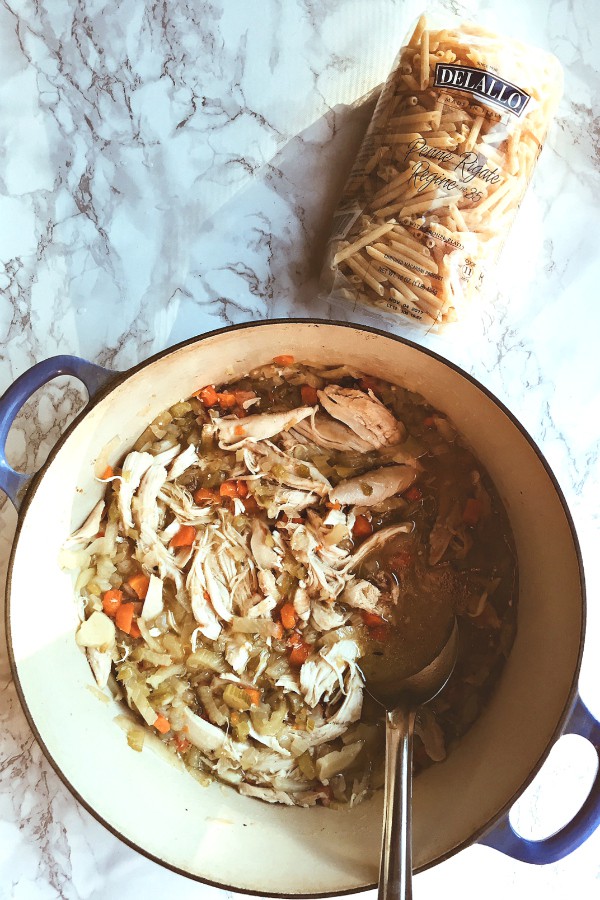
367 617 460 711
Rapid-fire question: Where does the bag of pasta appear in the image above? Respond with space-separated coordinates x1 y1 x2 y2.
320 14 563 331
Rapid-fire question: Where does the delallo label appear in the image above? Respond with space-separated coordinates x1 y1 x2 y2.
434 63 531 117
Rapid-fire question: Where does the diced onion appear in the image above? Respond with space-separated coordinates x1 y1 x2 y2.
199 685 228 726
187 648 226 673
222 684 251 711
323 524 349 546
59 548 91 571
315 742 364 781
231 617 279 637
94 435 121 478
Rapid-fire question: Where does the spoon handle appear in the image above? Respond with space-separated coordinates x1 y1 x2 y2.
378 706 416 900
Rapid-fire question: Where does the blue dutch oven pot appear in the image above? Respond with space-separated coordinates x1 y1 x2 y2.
1 321 598 894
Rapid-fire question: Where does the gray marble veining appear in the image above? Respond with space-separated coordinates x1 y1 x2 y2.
1 0 599 897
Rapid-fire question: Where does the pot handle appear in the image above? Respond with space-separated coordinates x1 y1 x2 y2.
0 355 117 512
479 693 600 864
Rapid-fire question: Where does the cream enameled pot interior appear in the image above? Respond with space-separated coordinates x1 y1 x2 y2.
8 323 583 895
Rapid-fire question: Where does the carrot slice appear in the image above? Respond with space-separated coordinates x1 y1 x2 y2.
102 589 123 617
219 481 239 498
289 643 311 666
127 573 150 599
194 487 219 504
300 384 319 405
129 619 142 639
169 525 196 548
216 392 237 408
220 480 249 499
273 355 294 366
243 687 261 706
362 611 388 628
404 485 422 502
154 714 171 734
352 515 373 538
195 385 219 407
100 465 114 480
280 603 297 630
233 390 256 405
115 602 135 634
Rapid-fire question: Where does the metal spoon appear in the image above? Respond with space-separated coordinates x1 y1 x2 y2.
362 618 459 900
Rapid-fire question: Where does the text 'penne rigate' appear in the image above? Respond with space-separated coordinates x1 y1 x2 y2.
320 14 563 331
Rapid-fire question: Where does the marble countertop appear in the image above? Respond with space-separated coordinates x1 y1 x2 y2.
1 0 599 897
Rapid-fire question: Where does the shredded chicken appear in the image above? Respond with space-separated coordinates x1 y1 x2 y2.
118 451 155 529
167 444 199 481
246 442 331 496
318 385 405 449
64 358 517 809
293 411 374 453
216 406 314 448
341 578 383 614
300 640 361 708
63 500 105 548
187 537 222 640
330 464 416 507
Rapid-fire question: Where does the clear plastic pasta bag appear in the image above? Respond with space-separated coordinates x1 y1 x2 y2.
320 13 563 331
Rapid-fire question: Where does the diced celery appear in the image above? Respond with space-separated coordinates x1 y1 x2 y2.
127 727 146 753
223 683 251 711
297 750 316 780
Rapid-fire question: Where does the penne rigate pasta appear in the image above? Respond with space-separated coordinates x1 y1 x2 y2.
321 13 563 331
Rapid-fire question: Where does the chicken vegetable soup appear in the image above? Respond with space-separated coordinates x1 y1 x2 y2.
63 357 517 807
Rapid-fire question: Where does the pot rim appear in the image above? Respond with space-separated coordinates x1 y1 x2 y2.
4 317 587 896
